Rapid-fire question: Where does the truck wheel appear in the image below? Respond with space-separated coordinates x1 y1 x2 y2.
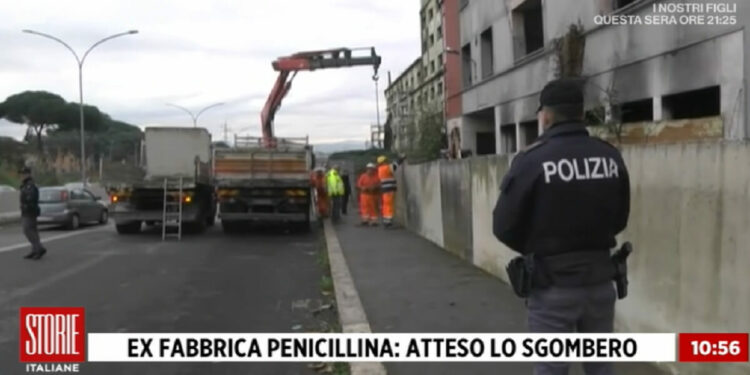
116 221 142 234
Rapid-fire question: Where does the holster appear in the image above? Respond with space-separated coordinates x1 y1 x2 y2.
612 242 633 299
506 254 536 298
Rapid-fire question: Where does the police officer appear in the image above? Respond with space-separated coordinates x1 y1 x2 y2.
492 78 630 375
19 166 47 260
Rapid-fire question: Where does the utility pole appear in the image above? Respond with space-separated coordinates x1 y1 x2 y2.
223 121 228 143
370 124 383 149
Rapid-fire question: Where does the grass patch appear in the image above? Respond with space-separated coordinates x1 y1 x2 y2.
319 275 334 294
332 362 349 375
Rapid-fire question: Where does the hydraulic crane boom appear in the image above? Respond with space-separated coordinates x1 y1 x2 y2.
260 47 382 147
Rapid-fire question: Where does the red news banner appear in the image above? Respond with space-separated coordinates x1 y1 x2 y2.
679 333 749 363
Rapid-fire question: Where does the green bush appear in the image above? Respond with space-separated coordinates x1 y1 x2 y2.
0 167 19 186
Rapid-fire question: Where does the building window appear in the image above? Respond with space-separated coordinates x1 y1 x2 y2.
520 120 539 146
429 34 435 46
437 82 443 95
428 8 433 20
438 53 444 65
460 0 469 10
614 0 640 10
500 124 517 154
619 98 653 123
461 43 472 88
476 132 496 155
437 25 443 39
662 86 720 120
512 0 544 57
430 60 436 74
480 27 494 79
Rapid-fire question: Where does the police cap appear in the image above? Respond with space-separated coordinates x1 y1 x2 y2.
538 78 584 112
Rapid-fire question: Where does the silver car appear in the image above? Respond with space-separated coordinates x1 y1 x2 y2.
38 187 109 230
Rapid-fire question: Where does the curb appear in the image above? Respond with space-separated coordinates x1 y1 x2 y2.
322 219 387 375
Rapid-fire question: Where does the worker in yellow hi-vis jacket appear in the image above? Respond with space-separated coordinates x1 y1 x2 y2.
326 165 345 222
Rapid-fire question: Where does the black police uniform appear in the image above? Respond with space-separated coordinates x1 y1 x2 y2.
20 175 46 259
492 80 630 375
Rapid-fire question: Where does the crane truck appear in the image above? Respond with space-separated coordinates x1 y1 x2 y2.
215 47 381 232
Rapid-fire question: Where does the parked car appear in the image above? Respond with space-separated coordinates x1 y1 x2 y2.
38 186 109 230
0 185 16 193
64 182 109 208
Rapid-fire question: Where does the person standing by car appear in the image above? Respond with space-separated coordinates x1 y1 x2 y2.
19 167 46 260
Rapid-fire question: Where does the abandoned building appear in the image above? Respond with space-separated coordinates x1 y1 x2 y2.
453 0 747 157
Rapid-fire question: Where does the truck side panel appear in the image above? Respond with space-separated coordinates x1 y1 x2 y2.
145 127 211 179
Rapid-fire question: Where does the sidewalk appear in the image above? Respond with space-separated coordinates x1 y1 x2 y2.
331 214 664 375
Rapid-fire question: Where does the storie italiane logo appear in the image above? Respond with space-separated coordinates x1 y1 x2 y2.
19 307 85 373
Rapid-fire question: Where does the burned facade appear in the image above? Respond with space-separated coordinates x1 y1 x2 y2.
456 0 747 156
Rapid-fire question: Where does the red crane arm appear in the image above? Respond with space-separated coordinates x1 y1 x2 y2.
259 47 382 147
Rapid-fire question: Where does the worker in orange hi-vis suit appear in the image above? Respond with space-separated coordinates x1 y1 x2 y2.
310 168 329 218
357 163 380 226
377 155 397 227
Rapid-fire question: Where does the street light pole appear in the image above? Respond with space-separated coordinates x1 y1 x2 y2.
166 102 225 127
22 29 138 187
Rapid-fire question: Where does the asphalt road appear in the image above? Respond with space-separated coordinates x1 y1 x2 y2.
0 221 333 375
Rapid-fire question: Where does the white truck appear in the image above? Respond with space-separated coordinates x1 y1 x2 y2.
108 127 217 235
214 135 313 233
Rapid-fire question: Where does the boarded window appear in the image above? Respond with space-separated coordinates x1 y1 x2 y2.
520 120 539 146
615 0 640 10
476 132 496 155
513 0 544 57
662 86 720 120
461 43 472 88
619 98 653 123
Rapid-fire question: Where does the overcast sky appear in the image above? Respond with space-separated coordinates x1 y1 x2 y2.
0 0 420 145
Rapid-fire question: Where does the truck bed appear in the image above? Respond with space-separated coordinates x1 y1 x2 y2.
213 147 311 184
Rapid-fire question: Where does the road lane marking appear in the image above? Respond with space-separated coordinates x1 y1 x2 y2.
0 226 110 253
323 219 386 375
0 249 111 307
0 252 112 344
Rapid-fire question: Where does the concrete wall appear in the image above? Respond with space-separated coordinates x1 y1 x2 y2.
0 191 20 223
439 159 473 260
398 162 444 247
396 141 750 375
